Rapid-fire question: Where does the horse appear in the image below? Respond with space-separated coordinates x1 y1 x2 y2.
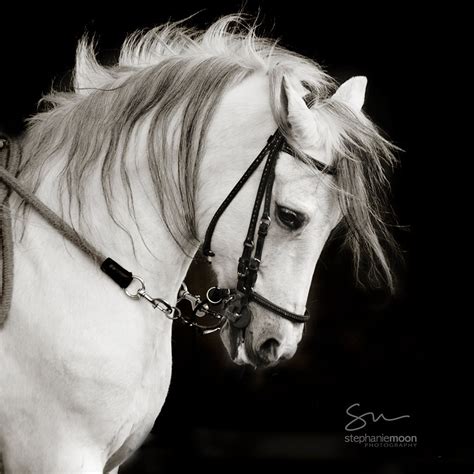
0 15 397 473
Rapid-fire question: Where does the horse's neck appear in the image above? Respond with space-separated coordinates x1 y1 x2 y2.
12 139 196 305
12 72 275 304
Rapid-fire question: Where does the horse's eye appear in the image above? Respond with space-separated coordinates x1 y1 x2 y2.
276 205 306 230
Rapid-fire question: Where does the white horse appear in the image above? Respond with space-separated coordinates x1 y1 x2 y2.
0 16 397 473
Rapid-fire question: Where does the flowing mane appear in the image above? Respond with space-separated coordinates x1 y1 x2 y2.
16 15 398 290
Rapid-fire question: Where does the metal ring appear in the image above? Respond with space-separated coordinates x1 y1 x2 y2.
124 275 145 300
206 286 223 305
165 306 181 321
177 282 190 304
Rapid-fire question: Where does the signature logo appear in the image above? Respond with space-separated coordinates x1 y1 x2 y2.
345 403 411 432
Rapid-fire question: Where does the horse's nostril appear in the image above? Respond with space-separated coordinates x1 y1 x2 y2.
258 338 280 362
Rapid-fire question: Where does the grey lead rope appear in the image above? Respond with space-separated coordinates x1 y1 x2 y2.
0 134 182 328
0 135 106 327
0 136 19 326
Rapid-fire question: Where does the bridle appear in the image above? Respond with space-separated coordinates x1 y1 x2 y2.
186 118 336 331
201 130 301 330
0 95 336 333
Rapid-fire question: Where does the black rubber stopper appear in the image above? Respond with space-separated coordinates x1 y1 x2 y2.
100 258 134 289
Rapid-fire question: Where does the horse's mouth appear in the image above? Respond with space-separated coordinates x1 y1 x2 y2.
220 320 253 366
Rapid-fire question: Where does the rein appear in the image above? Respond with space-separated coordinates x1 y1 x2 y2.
0 111 336 332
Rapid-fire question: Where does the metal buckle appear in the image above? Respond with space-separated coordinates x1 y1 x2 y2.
243 240 254 250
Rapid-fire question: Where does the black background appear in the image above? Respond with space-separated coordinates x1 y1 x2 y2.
0 3 469 473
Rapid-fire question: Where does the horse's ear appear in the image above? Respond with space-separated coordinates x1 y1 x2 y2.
74 39 111 95
332 76 367 112
281 76 319 146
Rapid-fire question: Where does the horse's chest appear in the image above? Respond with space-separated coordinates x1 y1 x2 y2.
106 331 173 460
129 339 172 428
9 250 175 464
